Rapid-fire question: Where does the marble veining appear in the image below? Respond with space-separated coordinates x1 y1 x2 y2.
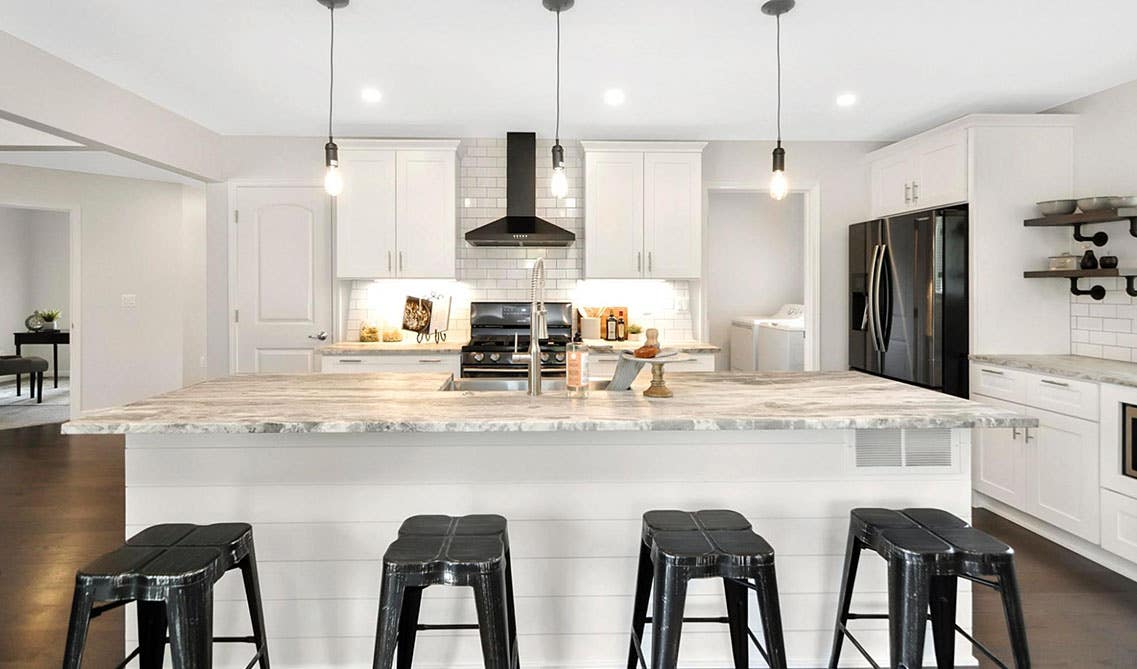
62 371 1033 435
971 354 1137 389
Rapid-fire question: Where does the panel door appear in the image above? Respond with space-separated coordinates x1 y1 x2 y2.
915 130 968 210
236 187 332 373
335 149 397 278
871 154 915 217
584 151 645 278
643 152 701 279
1027 408 1101 542
971 396 1028 508
395 150 457 279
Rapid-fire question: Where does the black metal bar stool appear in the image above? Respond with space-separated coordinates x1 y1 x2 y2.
62 523 270 669
373 514 519 669
828 508 1030 669
626 509 788 669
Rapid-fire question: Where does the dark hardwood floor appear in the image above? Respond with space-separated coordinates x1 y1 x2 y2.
1 423 1135 667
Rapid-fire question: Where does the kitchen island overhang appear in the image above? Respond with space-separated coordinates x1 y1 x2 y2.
63 371 1033 668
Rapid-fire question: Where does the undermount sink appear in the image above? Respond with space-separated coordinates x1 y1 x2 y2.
443 378 611 392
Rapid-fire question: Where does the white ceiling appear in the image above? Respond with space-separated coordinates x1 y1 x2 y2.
3 0 1137 141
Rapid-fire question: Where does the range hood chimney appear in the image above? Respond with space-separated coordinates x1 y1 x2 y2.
464 132 576 247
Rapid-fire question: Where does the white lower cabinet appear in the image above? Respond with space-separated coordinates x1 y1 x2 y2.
1026 407 1100 542
1101 489 1137 563
320 354 460 377
973 396 1028 508
590 352 715 381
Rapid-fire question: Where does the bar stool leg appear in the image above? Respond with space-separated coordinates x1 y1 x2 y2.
753 564 788 669
239 545 272 669
995 562 1032 668
471 569 513 669
61 587 94 669
503 545 520 669
887 557 930 669
928 575 957 669
827 530 863 668
396 586 423 669
627 540 654 669
373 572 408 669
167 586 214 669
722 578 749 669
137 599 169 669
650 560 687 669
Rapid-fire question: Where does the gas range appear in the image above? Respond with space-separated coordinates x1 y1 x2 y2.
461 301 573 378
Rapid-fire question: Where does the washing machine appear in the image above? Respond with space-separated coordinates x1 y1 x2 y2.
756 322 805 371
729 304 804 371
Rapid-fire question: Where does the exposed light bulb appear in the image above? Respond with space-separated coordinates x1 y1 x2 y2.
769 170 788 201
550 166 568 198
325 165 344 197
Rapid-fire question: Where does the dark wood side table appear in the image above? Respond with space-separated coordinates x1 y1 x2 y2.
14 330 70 388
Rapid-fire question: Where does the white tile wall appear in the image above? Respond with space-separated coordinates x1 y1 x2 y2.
1070 278 1137 361
342 138 696 343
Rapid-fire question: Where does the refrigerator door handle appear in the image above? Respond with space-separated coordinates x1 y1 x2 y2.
872 243 887 352
866 244 880 352
879 243 894 352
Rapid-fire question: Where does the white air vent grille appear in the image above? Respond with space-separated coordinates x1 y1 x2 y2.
855 429 953 468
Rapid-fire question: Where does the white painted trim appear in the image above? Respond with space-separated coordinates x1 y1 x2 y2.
702 181 822 371
337 138 461 151
974 492 1137 582
0 198 82 417
580 140 707 153
866 113 1079 163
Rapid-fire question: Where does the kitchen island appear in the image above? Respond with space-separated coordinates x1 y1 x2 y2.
64 371 1031 668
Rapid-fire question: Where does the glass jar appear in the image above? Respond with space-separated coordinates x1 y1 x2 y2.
565 342 590 398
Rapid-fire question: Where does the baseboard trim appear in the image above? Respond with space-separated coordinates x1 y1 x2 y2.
973 492 1137 583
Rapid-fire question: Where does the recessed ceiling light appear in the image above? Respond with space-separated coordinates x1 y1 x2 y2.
361 87 383 104
603 88 626 107
836 92 857 107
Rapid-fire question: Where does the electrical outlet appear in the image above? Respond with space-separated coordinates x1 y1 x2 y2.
121 294 137 308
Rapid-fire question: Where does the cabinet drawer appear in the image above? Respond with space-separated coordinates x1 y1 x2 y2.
971 364 1028 404
1025 373 1098 420
669 353 716 372
1102 489 1137 563
321 354 459 376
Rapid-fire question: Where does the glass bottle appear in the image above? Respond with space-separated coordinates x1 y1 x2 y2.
566 341 590 398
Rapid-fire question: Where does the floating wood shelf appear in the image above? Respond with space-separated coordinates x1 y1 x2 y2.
1023 209 1137 247
1024 268 1137 300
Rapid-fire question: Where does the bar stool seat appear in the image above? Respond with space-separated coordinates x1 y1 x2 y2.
63 522 270 669
627 509 787 669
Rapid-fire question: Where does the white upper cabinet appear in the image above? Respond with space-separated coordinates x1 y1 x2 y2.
582 141 705 280
335 140 458 280
870 128 967 217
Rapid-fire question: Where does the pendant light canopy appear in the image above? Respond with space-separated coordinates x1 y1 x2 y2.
762 0 794 201
545 0 573 199
318 0 349 197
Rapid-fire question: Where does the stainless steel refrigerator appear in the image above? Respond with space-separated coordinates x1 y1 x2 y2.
849 206 968 398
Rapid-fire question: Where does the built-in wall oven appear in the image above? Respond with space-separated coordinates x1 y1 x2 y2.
1123 403 1137 480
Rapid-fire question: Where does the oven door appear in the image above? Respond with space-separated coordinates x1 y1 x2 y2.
460 366 565 379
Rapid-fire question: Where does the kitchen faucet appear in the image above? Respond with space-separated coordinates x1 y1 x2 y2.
513 256 548 395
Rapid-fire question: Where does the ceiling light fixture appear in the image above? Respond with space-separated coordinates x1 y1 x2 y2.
361 86 383 104
836 92 857 107
318 0 349 197
762 0 794 201
603 88 626 107
545 0 574 199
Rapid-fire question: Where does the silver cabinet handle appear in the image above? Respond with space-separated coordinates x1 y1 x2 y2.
1012 427 1021 440
1040 378 1069 387
398 251 404 273
648 251 653 273
637 251 642 273
308 331 328 341
1024 428 1035 442
388 251 392 273
912 181 919 203
904 183 911 204
418 358 442 363
338 359 363 364
980 368 1005 376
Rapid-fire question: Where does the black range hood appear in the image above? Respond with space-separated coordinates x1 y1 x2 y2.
464 132 576 248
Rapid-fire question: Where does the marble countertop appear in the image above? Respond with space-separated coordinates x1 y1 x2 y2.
62 371 1033 435
583 339 721 353
971 354 1137 388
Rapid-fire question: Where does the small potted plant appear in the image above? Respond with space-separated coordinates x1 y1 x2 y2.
37 309 61 331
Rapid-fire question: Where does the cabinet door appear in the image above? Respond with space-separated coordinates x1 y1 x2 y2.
643 152 701 278
870 154 915 217
915 131 968 209
584 151 645 278
1026 408 1100 542
971 396 1028 508
396 150 456 279
336 149 397 278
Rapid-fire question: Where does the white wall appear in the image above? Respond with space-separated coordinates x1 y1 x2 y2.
0 163 206 410
706 191 805 370
0 207 72 372
0 208 31 356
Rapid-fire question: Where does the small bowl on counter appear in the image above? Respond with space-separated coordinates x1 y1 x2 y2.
1077 196 1118 213
1036 199 1077 216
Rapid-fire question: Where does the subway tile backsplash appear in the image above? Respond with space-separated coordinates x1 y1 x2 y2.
1070 278 1137 361
342 137 696 343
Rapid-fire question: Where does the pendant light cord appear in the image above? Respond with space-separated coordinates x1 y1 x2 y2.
775 13 781 145
328 4 335 142
555 9 561 144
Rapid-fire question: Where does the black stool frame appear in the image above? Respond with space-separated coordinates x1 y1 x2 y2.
828 508 1030 669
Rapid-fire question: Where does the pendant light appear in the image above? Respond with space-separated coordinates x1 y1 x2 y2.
545 0 574 199
762 0 794 201
318 0 349 197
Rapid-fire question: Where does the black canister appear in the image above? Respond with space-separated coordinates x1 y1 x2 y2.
1080 249 1099 270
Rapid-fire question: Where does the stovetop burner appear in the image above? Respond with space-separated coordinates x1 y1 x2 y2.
461 301 574 376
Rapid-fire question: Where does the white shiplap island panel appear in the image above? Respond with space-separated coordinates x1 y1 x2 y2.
64 372 1032 668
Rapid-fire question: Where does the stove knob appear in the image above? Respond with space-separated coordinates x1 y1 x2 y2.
554 352 566 363
540 352 550 362
489 352 501 362
471 352 485 363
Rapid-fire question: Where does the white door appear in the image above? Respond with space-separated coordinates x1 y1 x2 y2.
395 150 456 279
336 149 397 278
871 154 914 217
235 187 332 374
644 152 701 279
972 395 1028 508
915 131 968 210
1026 408 1101 542
584 151 645 278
